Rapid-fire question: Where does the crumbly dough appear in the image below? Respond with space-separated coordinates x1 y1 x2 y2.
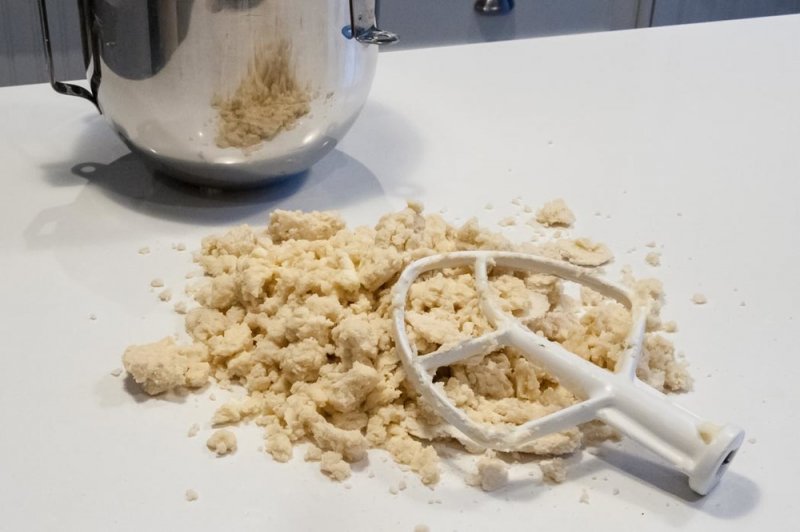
692 293 708 305
320 451 351 481
207 429 237 456
213 41 311 150
122 337 210 395
536 199 576 227
468 453 509 492
539 458 567 483
645 252 661 267
185 489 199 502
124 203 690 487
556 238 613 267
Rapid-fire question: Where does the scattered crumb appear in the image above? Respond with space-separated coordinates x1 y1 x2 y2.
150 278 165 288
185 271 200 279
484 203 494 210
645 241 657 248
536 198 575 227
185 489 199 502
389 485 399 495
748 437 757 444
539 458 566 484
645 252 661 267
398 479 407 491
612 488 620 495
414 525 430 532
173 243 187 251
579 489 590 504
467 453 508 492
740 301 747 307
174 301 188 314
511 197 522 206
206 429 237 456
691 293 708 305
320 451 351 481
209 393 216 401
89 313 97 321
498 217 516 227
368 471 375 478
188 423 200 438
110 368 123 377
523 205 533 213
557 238 613 267
305 444 323 462
121 337 210 395
662 321 678 333
159 289 173 302
138 246 150 255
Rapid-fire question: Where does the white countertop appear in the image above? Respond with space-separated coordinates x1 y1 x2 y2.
1 13 799 532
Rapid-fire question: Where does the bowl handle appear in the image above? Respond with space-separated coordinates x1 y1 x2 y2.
36 0 99 109
349 0 399 45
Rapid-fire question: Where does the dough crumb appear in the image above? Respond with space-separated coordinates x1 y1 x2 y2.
557 238 613 266
174 301 188 314
188 423 200 438
304 444 323 462
150 278 165 288
159 289 173 302
414 526 430 532
645 241 657 248
536 198 576 227
110 368 123 377
691 293 708 305
185 489 199 502
122 337 210 395
138 246 150 255
173 243 187 251
89 313 97 321
468 453 508 492
645 252 661 267
485 203 494 210
662 321 678 333
540 458 567 484
579 488 590 504
498 217 516 227
207 429 237 456
613 488 620 495
748 437 757 444
320 451 351 481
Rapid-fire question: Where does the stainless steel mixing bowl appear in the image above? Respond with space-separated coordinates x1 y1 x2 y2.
38 0 396 187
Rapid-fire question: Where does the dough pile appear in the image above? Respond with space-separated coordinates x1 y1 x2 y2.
123 203 690 484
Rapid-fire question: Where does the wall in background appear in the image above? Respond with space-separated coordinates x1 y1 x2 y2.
379 0 649 50
0 0 83 86
652 0 800 25
2 0 800 87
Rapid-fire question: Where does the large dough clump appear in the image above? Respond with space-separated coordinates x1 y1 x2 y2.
122 337 210 395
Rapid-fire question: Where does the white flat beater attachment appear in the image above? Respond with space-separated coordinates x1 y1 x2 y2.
391 251 744 495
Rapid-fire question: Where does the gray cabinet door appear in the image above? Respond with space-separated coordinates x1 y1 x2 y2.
652 0 800 26
380 0 649 50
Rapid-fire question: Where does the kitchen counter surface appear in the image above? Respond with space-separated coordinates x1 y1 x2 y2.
1 14 798 531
